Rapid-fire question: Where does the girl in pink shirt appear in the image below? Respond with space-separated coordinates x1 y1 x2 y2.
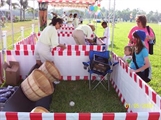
128 15 154 51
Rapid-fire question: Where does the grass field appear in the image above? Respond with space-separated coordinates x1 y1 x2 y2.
1 20 161 112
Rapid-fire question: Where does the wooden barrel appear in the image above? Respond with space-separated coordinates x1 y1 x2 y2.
21 69 54 101
38 61 61 82
31 106 49 113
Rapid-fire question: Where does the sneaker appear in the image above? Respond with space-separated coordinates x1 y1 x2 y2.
54 80 60 84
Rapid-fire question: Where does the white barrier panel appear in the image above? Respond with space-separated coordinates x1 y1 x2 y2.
15 33 37 45
3 49 161 119
13 45 103 51
0 112 161 120
111 53 161 112
0 51 3 83
6 50 90 79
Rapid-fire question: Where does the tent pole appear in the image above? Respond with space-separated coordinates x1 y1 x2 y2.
111 0 116 52
108 0 111 26
10 0 14 49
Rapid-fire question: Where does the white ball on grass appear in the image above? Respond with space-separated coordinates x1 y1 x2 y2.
69 101 75 106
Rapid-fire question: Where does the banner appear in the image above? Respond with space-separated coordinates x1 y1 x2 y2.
38 2 48 31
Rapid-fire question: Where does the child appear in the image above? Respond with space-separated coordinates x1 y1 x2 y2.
122 46 132 64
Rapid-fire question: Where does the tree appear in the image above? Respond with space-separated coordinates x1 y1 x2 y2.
19 0 28 20
0 0 5 7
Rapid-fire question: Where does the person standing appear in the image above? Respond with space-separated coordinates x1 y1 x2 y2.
128 15 154 51
34 16 66 65
66 13 73 27
73 13 79 28
130 30 151 83
98 22 111 49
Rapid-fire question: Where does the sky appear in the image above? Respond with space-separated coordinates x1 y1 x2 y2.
1 0 161 13
101 0 161 13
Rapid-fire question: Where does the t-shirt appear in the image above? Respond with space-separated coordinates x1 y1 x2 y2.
75 24 94 39
123 55 132 63
103 27 111 46
38 25 59 48
130 47 148 70
73 18 79 28
128 26 154 50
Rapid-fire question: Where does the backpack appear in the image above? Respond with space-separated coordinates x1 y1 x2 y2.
146 26 156 44
146 26 156 55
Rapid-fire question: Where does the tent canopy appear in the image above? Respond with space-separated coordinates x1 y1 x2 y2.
37 0 96 8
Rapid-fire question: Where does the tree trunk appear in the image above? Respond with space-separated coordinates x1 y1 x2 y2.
23 9 25 20
20 8 22 21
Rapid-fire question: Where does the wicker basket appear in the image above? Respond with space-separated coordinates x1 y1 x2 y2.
31 106 49 113
39 61 61 82
21 69 54 101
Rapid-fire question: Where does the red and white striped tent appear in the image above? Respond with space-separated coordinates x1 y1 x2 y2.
37 0 97 8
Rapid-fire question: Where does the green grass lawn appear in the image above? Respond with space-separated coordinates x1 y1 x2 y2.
50 81 126 112
1 20 161 112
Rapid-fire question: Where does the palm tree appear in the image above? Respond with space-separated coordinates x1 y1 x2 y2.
0 0 5 7
19 0 28 20
26 6 34 19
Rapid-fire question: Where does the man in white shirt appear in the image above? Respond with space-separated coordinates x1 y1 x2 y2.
98 22 111 49
72 24 95 45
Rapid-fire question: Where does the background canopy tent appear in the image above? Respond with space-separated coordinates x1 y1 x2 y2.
37 0 96 8
37 0 99 31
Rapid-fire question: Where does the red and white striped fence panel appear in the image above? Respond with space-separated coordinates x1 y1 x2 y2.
3 47 161 119
15 33 37 45
14 45 104 51
111 53 161 112
58 32 76 45
6 50 90 79
0 112 161 120
0 51 3 83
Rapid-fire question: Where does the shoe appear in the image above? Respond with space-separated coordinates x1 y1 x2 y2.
54 80 60 84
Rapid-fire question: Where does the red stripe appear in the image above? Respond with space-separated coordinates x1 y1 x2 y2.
84 76 88 80
145 85 149 95
30 113 42 120
24 45 27 50
103 113 114 120
82 45 86 51
79 113 90 120
76 76 80 80
90 45 93 50
134 74 137 82
84 51 89 56
24 51 29 55
75 45 79 51
67 76 72 80
68 45 71 51
130 72 132 77
125 113 137 120
67 51 72 56
6 112 18 120
76 51 80 56
6 50 11 55
152 92 157 103
16 45 20 50
139 79 142 88
54 113 66 120
148 112 160 120
15 51 20 55
31 45 35 50
58 51 63 56
0 52 2 82
126 65 128 73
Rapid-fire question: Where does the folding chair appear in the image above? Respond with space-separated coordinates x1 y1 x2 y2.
83 50 118 90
